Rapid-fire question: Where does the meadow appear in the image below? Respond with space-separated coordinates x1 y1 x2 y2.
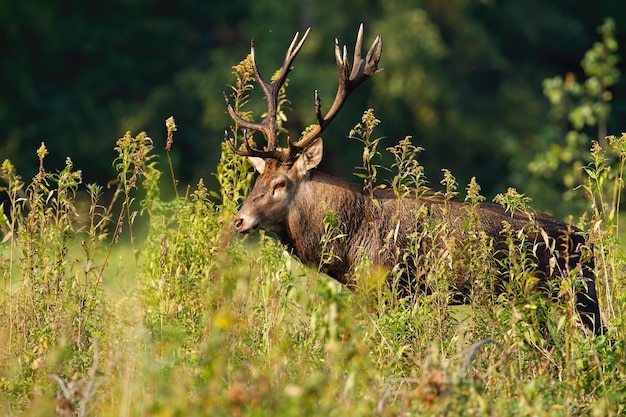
2 80 626 415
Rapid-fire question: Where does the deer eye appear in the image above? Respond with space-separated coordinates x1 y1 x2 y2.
272 179 286 192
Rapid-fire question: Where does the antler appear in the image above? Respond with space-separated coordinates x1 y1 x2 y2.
225 24 383 163
287 24 383 158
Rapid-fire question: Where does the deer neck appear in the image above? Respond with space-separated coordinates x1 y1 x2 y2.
279 170 370 283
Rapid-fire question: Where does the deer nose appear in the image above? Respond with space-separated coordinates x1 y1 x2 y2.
233 212 258 233
233 216 245 232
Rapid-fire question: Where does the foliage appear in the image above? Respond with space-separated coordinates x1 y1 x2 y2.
530 18 621 206
0 147 108 408
388 135 427 198
2 117 626 415
2 45 626 417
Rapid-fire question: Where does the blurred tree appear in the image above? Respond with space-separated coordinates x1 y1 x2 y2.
529 18 620 212
468 1 625 215
0 0 249 187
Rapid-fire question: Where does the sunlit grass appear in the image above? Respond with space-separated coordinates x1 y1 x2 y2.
1 115 626 416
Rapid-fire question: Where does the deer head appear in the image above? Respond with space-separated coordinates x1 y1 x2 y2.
225 25 383 234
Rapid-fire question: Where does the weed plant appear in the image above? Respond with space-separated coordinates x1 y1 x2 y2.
1 61 626 416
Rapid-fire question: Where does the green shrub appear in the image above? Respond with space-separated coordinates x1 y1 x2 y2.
1 68 626 416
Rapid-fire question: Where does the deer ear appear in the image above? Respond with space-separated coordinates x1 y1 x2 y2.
295 138 323 177
248 156 266 174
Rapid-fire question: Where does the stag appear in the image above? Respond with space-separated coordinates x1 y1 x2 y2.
224 25 603 335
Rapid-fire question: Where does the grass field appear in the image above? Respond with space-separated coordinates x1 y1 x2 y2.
2 116 626 416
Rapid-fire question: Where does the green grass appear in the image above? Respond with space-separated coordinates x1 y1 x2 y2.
2 115 626 415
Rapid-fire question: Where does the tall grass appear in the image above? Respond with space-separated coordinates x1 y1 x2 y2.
1 75 626 414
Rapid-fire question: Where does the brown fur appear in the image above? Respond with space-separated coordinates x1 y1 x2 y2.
233 149 603 335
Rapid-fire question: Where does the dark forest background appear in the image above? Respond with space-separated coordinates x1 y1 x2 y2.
2 0 625 216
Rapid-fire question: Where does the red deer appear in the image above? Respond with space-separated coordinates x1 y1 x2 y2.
224 25 603 335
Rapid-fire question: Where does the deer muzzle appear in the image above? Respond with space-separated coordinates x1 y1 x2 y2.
232 212 257 234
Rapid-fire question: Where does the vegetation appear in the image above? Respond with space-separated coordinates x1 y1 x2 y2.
1 5 626 415
2 72 626 413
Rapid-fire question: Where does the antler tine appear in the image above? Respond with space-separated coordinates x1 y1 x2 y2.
314 89 323 125
265 28 310 152
223 92 265 133
248 39 269 98
351 23 365 80
275 28 311 89
364 36 383 79
290 24 383 153
225 127 285 159
251 29 310 98
225 129 239 153
246 38 279 150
